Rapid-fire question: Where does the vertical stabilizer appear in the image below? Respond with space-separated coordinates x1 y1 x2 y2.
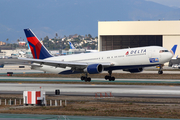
170 44 177 56
69 42 76 49
24 28 52 59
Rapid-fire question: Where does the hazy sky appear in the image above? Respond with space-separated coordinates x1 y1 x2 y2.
1 0 180 43
147 0 180 8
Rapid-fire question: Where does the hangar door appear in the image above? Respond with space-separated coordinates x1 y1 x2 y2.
101 35 162 51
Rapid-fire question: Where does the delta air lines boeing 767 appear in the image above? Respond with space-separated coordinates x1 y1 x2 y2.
19 28 177 82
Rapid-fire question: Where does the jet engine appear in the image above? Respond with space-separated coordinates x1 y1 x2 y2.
123 68 143 73
84 64 103 74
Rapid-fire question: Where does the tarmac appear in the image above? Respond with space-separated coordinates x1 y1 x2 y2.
0 65 180 119
0 83 180 98
0 114 178 120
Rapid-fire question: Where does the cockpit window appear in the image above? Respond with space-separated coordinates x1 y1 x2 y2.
159 50 169 53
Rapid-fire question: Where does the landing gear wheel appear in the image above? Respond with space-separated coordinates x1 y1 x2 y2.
81 76 85 81
105 70 115 81
108 77 115 81
111 77 115 81
158 70 163 74
105 75 110 80
80 74 91 82
158 64 164 74
87 77 91 82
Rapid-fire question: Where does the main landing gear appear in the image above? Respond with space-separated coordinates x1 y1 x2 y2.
105 70 115 81
81 73 91 82
158 65 163 74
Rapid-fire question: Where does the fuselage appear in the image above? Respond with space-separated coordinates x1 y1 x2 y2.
31 46 173 74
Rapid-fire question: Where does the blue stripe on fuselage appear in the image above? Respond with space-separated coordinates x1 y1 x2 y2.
104 64 160 71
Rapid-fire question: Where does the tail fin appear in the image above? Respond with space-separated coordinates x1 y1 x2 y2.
69 42 76 49
170 44 177 56
24 28 52 59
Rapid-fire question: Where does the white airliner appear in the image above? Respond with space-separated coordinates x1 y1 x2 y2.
69 41 76 49
68 41 98 53
20 28 177 82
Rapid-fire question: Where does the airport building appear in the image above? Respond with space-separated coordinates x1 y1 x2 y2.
98 21 180 58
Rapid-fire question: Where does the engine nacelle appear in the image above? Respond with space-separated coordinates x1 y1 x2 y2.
123 68 143 73
84 64 103 74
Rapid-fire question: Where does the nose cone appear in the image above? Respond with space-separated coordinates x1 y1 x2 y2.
159 52 173 64
170 52 174 59
165 52 173 62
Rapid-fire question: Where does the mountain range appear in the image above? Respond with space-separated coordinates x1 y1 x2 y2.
1 0 180 43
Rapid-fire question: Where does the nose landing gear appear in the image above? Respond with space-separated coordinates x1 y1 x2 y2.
158 64 163 74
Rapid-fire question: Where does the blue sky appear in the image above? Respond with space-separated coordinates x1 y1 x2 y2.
1 0 180 43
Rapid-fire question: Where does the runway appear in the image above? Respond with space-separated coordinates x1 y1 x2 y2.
0 69 180 74
1 83 180 98
0 70 180 119
0 76 180 84
1 65 180 74
0 68 180 98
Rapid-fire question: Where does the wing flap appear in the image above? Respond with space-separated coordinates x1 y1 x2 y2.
18 57 112 69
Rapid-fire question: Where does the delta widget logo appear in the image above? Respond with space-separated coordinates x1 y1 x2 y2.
125 51 129 55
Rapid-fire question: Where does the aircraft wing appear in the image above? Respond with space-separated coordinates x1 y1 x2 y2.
18 57 113 69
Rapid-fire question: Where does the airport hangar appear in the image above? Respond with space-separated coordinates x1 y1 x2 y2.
98 21 180 60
